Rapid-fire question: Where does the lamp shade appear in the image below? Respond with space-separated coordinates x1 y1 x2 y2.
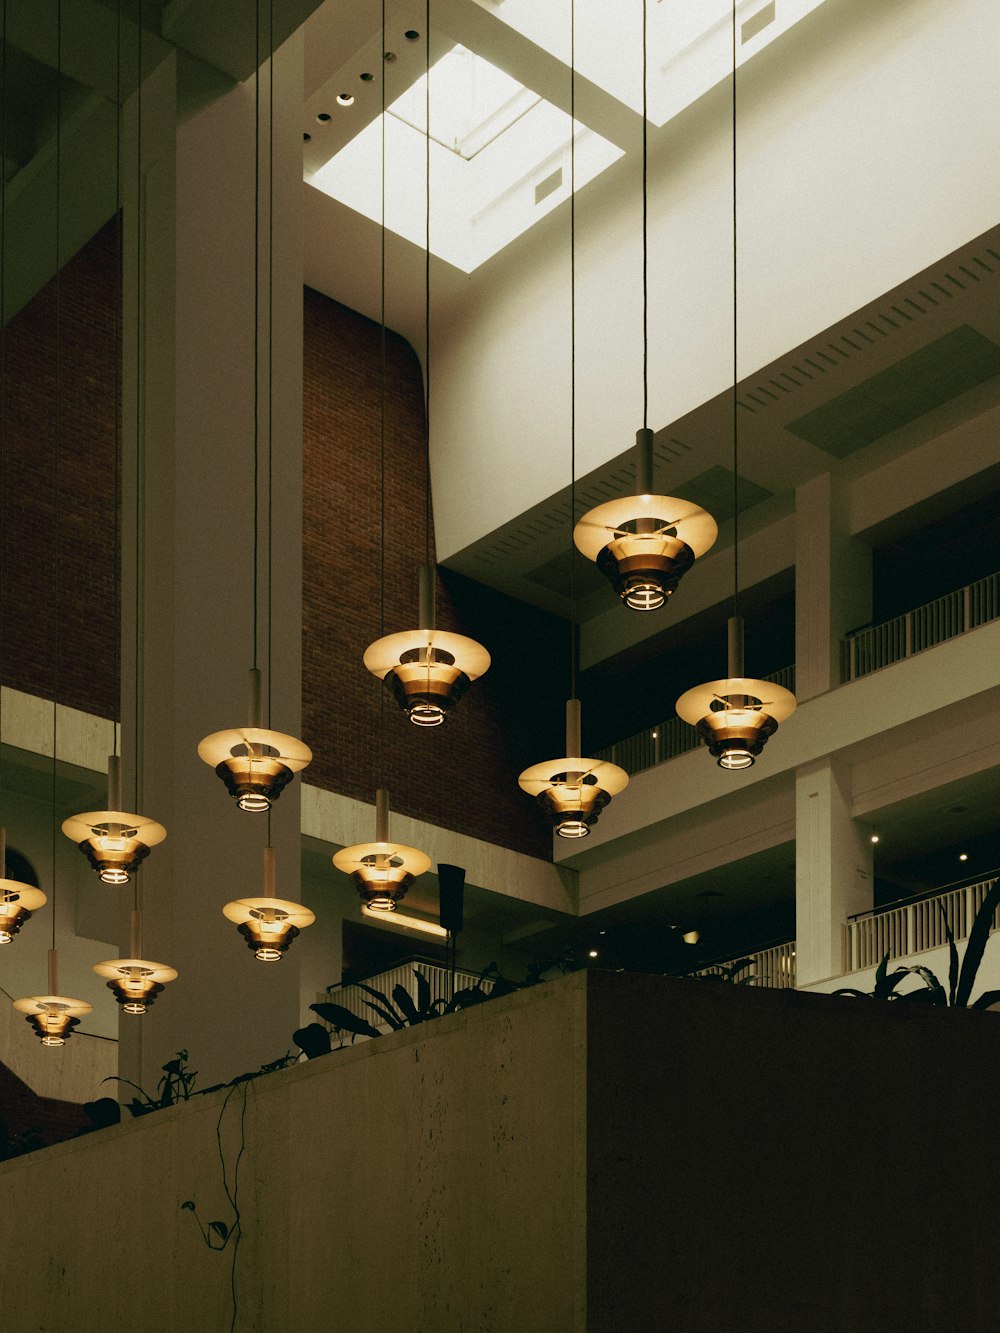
93 958 178 1014
222 897 316 962
13 994 93 1046
333 840 431 911
574 494 718 611
0 878 47 943
198 727 312 812
518 756 629 839
61 810 167 885
364 629 491 728
675 677 797 770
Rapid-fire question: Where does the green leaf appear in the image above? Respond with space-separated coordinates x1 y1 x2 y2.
392 985 422 1025
971 989 1000 1011
309 1002 382 1039
956 880 1000 1008
830 988 871 998
898 984 947 1006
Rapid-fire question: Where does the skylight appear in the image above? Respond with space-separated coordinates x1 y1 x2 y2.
308 45 623 273
473 0 836 127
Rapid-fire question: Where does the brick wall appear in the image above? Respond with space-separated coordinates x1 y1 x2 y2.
0 243 566 860
1 220 120 719
303 288 565 860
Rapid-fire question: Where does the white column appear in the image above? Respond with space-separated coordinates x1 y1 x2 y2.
119 35 307 1092
795 757 873 985
794 472 871 701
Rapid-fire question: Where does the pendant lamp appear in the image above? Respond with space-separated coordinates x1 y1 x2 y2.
63 755 165 883
363 9 489 726
200 2 311 804
675 0 796 767
0 829 46 943
224 844 315 961
94 909 177 1014
518 0 628 839
14 1 92 1045
573 2 716 609
0 19 47 944
333 788 430 911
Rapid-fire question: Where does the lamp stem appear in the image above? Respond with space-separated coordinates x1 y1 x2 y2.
565 698 582 758
248 667 263 729
129 908 141 959
636 427 654 496
0 826 5 875
263 844 276 898
107 753 122 811
727 615 745 678
375 787 389 843
418 564 436 631
47 947 58 996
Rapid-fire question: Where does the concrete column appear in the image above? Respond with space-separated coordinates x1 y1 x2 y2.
119 35 308 1092
794 472 871 701
795 757 873 985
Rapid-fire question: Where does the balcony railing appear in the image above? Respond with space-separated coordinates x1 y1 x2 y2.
845 877 1000 973
691 940 797 989
842 571 1000 683
595 665 796 777
323 959 487 1033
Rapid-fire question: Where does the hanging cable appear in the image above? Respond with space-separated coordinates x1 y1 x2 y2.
112 0 122 764
0 0 7 771
378 0 387 791
267 0 274 728
424 0 431 568
252 0 261 674
731 0 739 626
642 0 648 434
51 0 63 955
569 0 577 705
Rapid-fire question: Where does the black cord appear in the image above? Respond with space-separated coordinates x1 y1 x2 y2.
731 0 739 626
252 0 260 674
267 0 274 728
113 0 122 764
424 0 431 569
51 0 63 955
134 10 142 812
0 0 6 759
378 0 386 792
569 0 577 706
642 0 648 433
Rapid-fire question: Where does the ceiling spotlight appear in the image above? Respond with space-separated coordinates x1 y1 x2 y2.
336 93 354 106
959 853 969 862
317 111 331 122
870 834 880 844
588 950 598 959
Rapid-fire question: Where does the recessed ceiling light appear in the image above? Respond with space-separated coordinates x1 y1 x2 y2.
959 853 969 862
404 30 420 41
360 72 374 82
870 834 879 844
336 93 355 107
598 929 606 935
588 949 598 958
316 112 331 122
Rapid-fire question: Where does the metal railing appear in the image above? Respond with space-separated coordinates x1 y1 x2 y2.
845 877 999 973
692 940 797 989
323 960 486 1032
596 665 796 776
842 571 1000 682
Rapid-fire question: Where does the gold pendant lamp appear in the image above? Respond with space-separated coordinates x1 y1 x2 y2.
0 828 46 944
333 788 430 912
675 0 796 768
364 6 489 726
224 844 315 962
518 0 627 840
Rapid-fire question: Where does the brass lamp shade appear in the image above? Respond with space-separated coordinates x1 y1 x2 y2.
93 958 178 1015
61 810 167 885
518 757 629 839
222 897 316 962
364 629 491 728
198 728 312 812
13 994 93 1046
0 879 47 943
333 841 431 911
675 677 797 770
574 495 718 611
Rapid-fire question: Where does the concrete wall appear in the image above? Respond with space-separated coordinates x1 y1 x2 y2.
5 970 1000 1330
